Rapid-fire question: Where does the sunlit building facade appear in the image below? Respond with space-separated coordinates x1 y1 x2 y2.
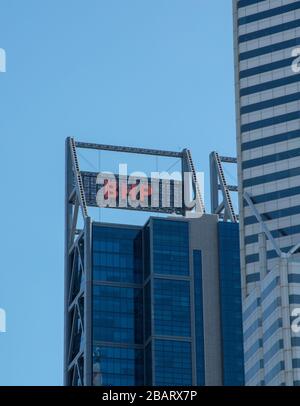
233 0 300 385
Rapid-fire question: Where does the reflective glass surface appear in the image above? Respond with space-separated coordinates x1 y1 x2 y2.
193 250 205 385
153 278 191 337
154 339 192 386
152 219 189 276
93 226 143 283
92 345 144 386
218 222 244 386
92 224 144 386
93 285 143 344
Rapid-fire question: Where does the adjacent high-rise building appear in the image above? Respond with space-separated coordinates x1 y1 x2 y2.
233 0 300 385
64 138 244 386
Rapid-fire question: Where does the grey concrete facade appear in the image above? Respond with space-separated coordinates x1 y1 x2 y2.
189 215 223 385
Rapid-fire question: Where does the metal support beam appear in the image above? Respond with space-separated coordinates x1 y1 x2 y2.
69 137 88 219
244 192 300 262
219 156 237 164
69 198 79 247
182 148 205 216
258 232 267 280
64 138 73 386
84 217 92 386
244 191 282 258
210 152 219 218
220 185 238 192
75 141 182 158
210 151 238 222
65 137 92 386
288 242 300 256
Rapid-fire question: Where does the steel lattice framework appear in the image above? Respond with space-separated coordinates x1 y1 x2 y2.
64 137 205 385
210 151 238 223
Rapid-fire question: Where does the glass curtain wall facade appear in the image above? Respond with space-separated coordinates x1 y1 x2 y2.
91 219 197 386
90 216 244 386
92 226 144 386
233 0 300 385
218 222 244 386
146 219 194 386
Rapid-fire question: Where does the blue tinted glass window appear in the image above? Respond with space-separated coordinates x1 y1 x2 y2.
243 186 300 206
154 278 191 337
246 272 260 283
263 318 283 343
145 343 152 386
93 225 143 283
143 224 150 279
292 337 300 347
193 250 205 385
244 298 260 321
289 274 300 284
245 359 263 383
238 3 300 26
261 277 280 302
265 361 285 385
265 340 284 365
154 340 192 386
241 112 300 133
218 222 244 386
144 281 152 340
246 246 294 264
92 345 144 386
240 58 293 79
244 339 262 363
289 295 300 304
238 0 265 8
245 206 300 226
152 219 189 276
242 148 300 169
240 39 300 62
93 285 143 344
239 20 300 43
263 298 281 321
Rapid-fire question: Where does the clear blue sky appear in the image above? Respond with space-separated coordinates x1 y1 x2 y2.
0 0 236 385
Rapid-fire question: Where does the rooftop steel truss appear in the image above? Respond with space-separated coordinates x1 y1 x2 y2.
210 151 238 223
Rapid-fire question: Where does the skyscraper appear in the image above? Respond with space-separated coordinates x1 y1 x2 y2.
233 0 300 385
64 138 244 386
91 215 244 386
